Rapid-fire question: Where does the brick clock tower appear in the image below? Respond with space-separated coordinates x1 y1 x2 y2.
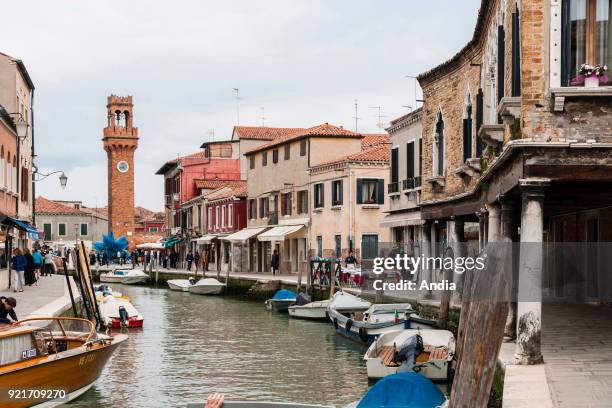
103 95 138 241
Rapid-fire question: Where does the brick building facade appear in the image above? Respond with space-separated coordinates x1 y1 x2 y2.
103 95 138 242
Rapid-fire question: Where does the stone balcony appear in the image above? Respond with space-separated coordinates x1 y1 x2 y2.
497 96 521 125
479 124 504 149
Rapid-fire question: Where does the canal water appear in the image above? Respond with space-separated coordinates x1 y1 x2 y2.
68 285 371 407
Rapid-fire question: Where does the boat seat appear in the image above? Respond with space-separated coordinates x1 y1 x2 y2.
377 346 401 367
416 345 449 362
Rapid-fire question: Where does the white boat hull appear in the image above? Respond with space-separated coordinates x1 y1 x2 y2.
265 299 295 312
288 301 329 319
122 275 149 285
99 275 124 283
188 278 225 295
167 279 192 292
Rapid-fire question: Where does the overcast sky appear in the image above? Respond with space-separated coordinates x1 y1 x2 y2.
2 0 479 212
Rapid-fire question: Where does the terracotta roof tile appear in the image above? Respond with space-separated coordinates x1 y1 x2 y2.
207 182 247 202
195 179 245 190
361 133 390 148
233 126 305 141
311 143 391 168
35 197 87 215
156 151 207 174
244 123 362 155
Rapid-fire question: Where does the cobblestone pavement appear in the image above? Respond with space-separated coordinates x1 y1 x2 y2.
542 302 612 408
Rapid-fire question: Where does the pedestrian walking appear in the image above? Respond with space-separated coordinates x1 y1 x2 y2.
11 249 26 292
23 248 36 286
271 249 279 276
32 248 43 280
89 250 96 266
194 251 200 273
186 251 194 271
43 251 54 276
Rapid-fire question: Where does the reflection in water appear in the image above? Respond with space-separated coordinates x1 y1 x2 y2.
68 286 370 407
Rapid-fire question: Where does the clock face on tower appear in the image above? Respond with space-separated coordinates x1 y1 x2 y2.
117 161 130 173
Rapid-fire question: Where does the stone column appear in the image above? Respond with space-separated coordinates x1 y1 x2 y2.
420 221 433 299
449 217 465 305
487 202 501 243
500 197 517 341
477 209 487 252
515 178 549 365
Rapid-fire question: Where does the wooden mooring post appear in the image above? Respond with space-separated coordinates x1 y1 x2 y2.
449 239 512 408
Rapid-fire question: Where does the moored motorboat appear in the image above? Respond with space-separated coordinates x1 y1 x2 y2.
289 291 371 320
265 289 297 312
99 268 149 285
94 284 129 301
188 278 225 295
364 329 455 381
99 295 144 328
328 302 438 344
0 317 127 407
168 277 197 292
344 372 446 408
196 402 333 408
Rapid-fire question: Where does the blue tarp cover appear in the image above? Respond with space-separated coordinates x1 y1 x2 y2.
356 372 445 408
2 217 41 239
272 289 297 300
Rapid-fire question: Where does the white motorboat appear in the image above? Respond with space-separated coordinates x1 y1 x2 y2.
328 302 438 344
99 268 149 285
167 277 197 292
364 329 455 381
98 295 144 328
289 291 371 320
188 277 225 295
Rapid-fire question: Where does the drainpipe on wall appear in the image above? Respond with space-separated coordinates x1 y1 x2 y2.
349 169 354 251
31 89 35 225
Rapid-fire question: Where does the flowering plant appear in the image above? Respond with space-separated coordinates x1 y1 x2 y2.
578 63 608 77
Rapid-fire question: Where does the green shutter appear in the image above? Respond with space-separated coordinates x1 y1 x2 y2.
58 224 66 236
338 180 343 205
356 179 363 204
43 224 51 240
80 223 88 236
377 179 384 204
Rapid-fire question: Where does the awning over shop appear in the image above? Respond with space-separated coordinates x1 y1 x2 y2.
1 217 42 239
223 227 268 243
380 211 424 228
196 234 218 244
136 242 164 250
258 225 305 242
162 237 184 247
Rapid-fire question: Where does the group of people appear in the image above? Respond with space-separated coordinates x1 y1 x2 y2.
10 247 56 292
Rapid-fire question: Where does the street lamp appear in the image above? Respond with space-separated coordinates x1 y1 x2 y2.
33 165 68 189
6 113 28 141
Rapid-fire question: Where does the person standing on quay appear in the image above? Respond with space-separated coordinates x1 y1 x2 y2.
194 251 200 273
11 249 26 292
271 249 279 276
32 248 43 280
43 251 54 276
23 248 36 286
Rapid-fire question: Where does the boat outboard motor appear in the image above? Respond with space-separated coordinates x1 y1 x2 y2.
393 334 423 365
189 277 196 285
118 306 129 327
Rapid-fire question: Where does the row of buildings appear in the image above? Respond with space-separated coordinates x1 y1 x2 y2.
157 126 391 275
159 0 612 370
0 52 39 288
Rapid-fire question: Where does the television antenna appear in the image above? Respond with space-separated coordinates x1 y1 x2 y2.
405 75 424 108
368 106 386 130
352 99 361 132
208 129 215 142
233 88 241 125
259 107 266 127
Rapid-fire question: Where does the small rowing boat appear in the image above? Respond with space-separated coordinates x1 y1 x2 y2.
289 291 371 320
99 268 149 285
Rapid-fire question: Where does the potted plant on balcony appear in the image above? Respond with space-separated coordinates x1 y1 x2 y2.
574 64 609 88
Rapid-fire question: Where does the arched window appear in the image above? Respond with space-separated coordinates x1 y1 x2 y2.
124 110 130 127
433 111 445 177
463 94 473 163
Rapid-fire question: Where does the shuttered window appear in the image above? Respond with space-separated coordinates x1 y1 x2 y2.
391 147 399 183
407 142 415 179
43 223 51 240
476 89 484 157
356 179 384 205
284 144 290 160
332 180 343 206
361 234 379 260
300 140 307 156
262 152 268 166
314 183 324 208
497 25 506 124
511 8 521 97
272 149 279 164
463 103 473 163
